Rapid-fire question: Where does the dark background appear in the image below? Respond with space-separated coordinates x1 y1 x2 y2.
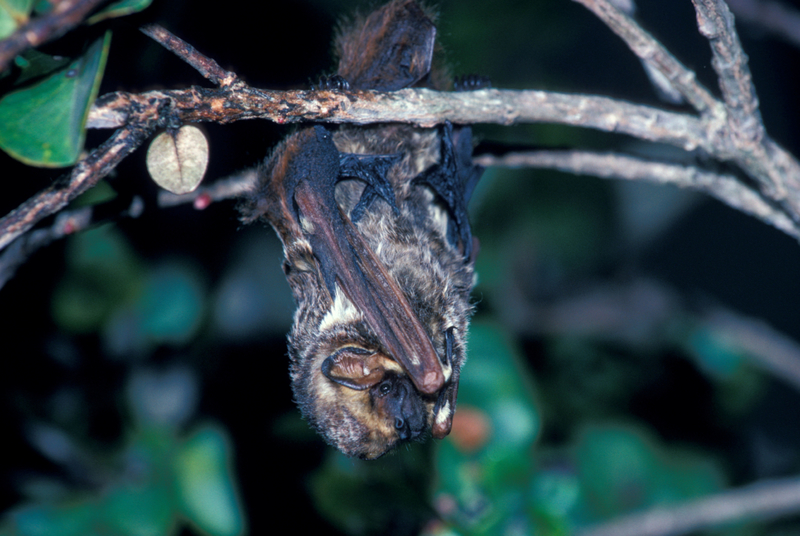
2 0 800 534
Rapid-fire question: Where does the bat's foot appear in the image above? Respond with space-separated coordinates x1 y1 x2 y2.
313 74 351 91
454 74 491 91
413 121 483 260
339 152 403 222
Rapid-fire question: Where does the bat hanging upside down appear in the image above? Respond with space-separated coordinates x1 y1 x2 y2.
240 0 485 459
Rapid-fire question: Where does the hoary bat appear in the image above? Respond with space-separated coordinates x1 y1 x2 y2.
240 0 484 459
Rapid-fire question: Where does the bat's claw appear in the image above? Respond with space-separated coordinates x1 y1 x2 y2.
313 74 351 91
454 74 491 91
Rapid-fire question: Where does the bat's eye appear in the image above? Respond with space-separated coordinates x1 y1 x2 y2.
378 381 392 396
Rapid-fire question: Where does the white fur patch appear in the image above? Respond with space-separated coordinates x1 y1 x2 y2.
318 285 362 332
300 216 314 234
441 360 452 382
435 401 451 427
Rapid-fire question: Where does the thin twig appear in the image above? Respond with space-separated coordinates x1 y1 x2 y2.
0 196 143 289
574 0 800 235
704 309 800 393
577 474 800 536
506 277 800 396
0 0 110 73
139 24 242 88
156 169 257 208
573 0 721 115
0 124 154 251
474 149 800 238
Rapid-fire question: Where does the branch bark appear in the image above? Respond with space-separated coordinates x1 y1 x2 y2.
475 149 800 238
0 123 154 251
575 0 800 226
3 1 800 273
578 475 800 536
87 87 712 147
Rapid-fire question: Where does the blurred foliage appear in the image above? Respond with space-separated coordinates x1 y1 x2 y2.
0 0 35 40
0 391 244 536
86 0 154 25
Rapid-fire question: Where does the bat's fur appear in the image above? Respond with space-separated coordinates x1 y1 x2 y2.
241 0 479 459
295 124 474 458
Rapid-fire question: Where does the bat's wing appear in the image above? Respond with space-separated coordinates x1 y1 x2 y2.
336 0 436 91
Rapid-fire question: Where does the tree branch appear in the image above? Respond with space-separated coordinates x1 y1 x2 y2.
87 87 712 147
5 1 800 268
0 123 154 251
138 24 242 89
704 309 800 393
573 0 721 115
694 0 764 139
156 169 257 209
0 195 143 289
577 475 800 536
0 0 110 73
574 0 800 228
690 0 800 215
474 149 800 238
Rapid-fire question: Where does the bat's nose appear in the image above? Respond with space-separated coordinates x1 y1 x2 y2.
395 416 424 440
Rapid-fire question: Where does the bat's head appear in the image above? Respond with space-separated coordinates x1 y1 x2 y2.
293 336 433 460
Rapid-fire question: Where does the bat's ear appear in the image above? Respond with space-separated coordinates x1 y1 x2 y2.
321 347 391 390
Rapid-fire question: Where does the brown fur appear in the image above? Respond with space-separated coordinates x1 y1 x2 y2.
286 124 474 458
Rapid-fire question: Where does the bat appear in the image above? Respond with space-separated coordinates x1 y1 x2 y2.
240 0 484 459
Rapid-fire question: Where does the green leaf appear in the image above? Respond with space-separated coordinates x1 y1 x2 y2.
175 426 245 536
576 426 657 518
52 224 142 333
86 0 153 24
433 322 542 533
31 0 51 15
137 261 206 344
102 484 176 536
0 0 34 39
0 31 111 167
13 49 72 85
